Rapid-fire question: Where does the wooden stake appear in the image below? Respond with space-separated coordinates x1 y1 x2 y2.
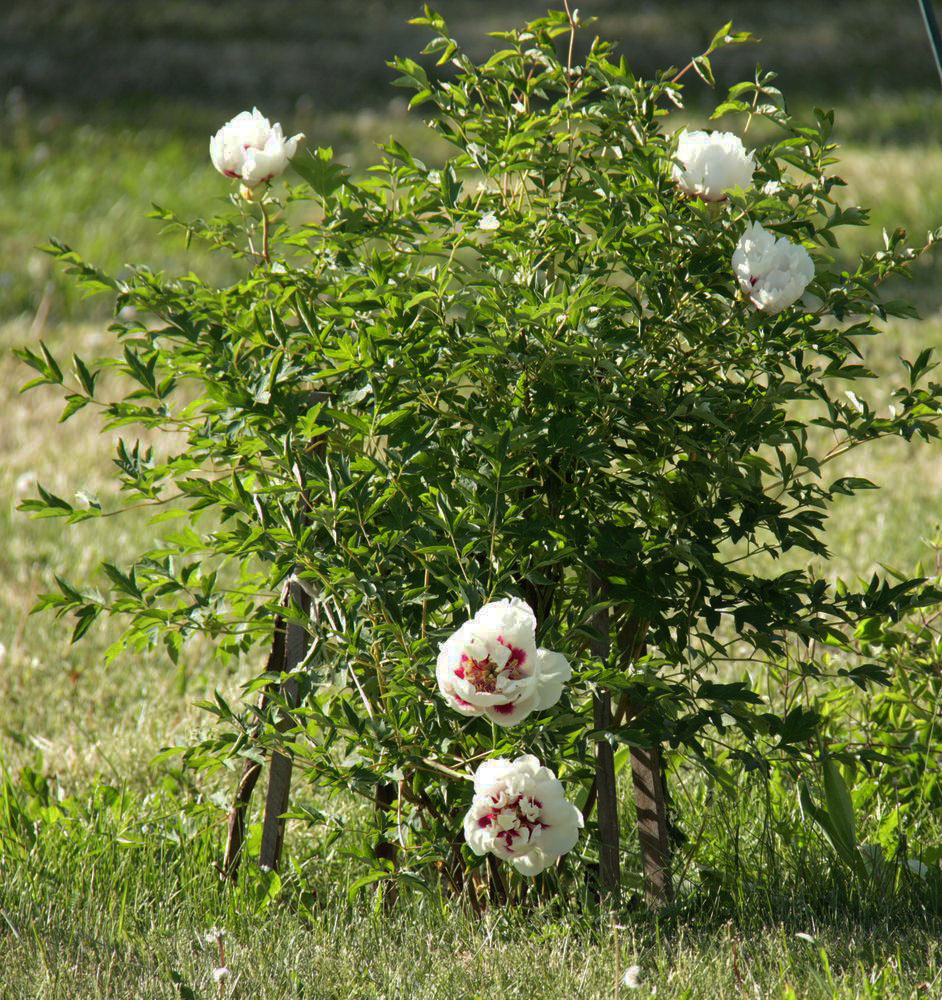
259 578 310 871
221 616 285 880
257 391 328 872
630 744 673 907
221 389 328 877
615 612 673 907
590 575 620 898
374 781 399 909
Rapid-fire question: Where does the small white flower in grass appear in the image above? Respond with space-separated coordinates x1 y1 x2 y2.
732 221 814 315
204 928 225 944
436 598 572 725
623 965 643 989
464 755 583 875
672 130 755 202
478 212 500 231
210 108 303 188
213 967 231 984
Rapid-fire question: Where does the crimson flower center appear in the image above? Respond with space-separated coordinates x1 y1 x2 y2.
477 793 546 852
456 638 527 694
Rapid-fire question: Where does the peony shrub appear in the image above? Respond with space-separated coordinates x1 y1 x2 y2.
20 6 942 901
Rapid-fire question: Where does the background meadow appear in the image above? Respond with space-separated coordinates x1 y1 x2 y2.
2 2 942 997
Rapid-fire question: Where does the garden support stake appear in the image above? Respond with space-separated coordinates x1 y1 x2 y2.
615 612 673 907
258 577 311 870
257 390 329 871
374 781 399 909
630 744 673 907
221 605 287 881
590 576 620 898
220 391 328 877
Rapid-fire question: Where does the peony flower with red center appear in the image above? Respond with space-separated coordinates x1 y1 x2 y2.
436 598 572 726
209 108 304 188
732 221 815 315
464 755 583 875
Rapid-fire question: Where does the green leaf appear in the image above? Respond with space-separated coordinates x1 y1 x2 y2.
347 868 390 902
822 756 857 864
706 22 755 54
59 394 90 422
692 55 715 87
292 147 349 199
73 355 97 396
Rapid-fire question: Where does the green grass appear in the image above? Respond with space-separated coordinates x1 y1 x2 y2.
4 92 942 998
2 754 941 998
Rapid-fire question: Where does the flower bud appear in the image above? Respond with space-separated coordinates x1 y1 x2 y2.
210 108 304 188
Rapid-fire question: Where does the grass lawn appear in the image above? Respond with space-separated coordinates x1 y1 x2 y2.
2 84 942 997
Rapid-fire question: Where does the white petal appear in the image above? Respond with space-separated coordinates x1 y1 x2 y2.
473 598 537 636
485 690 538 726
539 812 583 858
533 648 572 710
511 848 555 876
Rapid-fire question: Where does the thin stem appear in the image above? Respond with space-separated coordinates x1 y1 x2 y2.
421 567 430 639
561 0 576 90
260 198 271 263
559 0 579 197
670 61 695 85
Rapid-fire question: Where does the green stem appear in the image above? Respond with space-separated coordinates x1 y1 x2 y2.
260 198 271 263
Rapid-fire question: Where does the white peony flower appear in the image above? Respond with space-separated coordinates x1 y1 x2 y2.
210 108 303 188
436 599 572 726
478 212 500 231
672 130 755 202
463 755 583 875
732 221 815 315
